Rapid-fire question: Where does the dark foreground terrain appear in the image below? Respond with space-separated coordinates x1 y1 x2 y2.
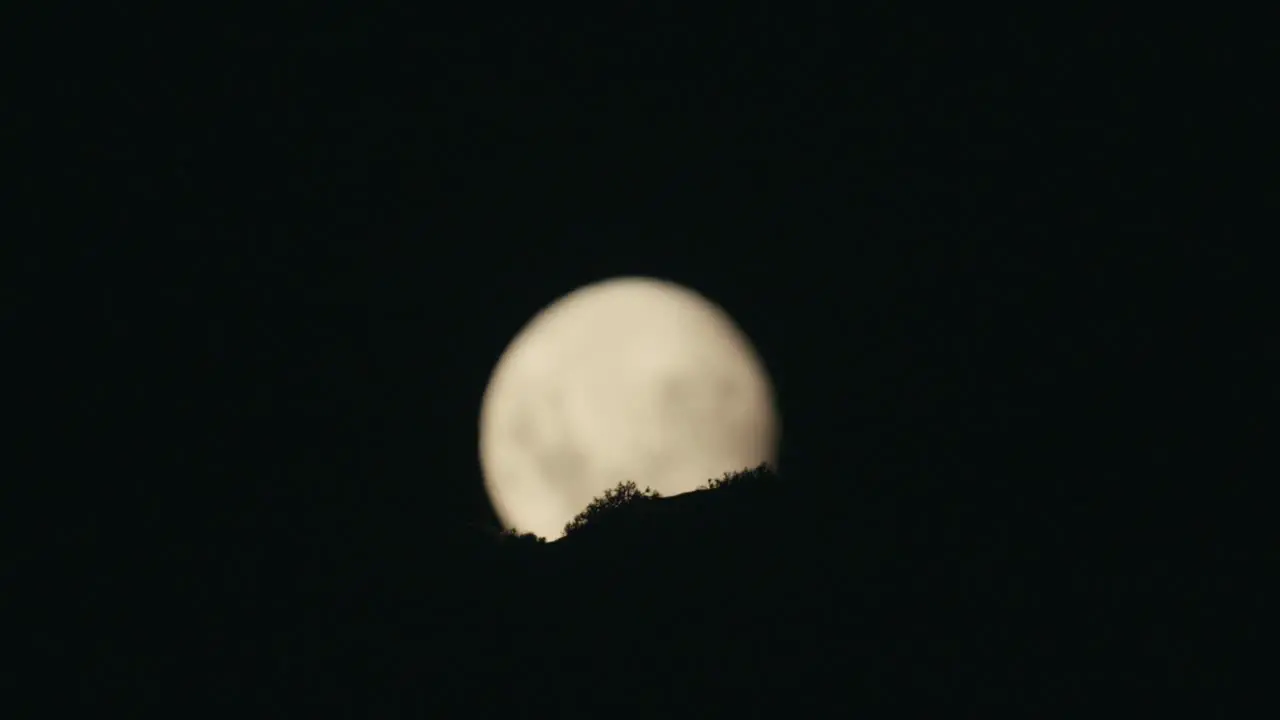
26 450 1245 716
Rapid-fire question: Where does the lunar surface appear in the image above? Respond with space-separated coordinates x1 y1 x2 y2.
479 276 779 539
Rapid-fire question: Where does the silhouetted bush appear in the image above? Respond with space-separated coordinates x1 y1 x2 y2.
562 480 661 537
497 528 547 545
698 462 779 491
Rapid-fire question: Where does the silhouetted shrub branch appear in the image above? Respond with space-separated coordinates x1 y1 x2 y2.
562 481 662 537
498 528 547 545
698 462 779 491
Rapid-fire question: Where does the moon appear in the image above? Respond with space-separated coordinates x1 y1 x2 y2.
478 276 780 539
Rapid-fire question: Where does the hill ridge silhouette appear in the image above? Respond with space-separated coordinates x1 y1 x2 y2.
29 461 1207 715
458 465 1063 713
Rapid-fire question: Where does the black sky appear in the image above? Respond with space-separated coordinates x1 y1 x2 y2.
14 9 1264 709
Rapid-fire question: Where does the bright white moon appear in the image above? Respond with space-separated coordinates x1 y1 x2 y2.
479 276 779 539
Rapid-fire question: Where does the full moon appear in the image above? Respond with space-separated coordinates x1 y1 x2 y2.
478 276 780 539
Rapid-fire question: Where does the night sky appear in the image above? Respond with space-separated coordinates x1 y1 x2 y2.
16 9 1262 711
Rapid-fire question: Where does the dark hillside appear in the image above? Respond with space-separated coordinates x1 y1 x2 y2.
409 463 1159 713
